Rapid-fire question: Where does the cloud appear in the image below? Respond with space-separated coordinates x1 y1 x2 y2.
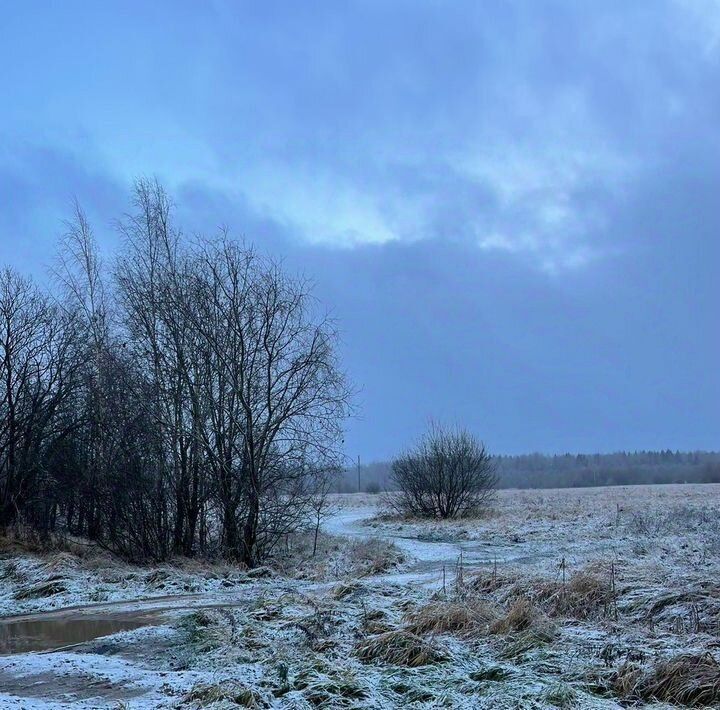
0 0 718 455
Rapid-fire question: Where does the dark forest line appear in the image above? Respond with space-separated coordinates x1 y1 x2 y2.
339 450 720 493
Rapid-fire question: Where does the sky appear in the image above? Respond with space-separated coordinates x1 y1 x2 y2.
1 0 718 460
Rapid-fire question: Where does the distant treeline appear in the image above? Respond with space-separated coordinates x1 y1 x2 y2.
339 451 720 493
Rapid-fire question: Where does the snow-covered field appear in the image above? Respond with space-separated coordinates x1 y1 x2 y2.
2 484 720 708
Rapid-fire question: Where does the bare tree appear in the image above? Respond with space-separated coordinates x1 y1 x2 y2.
0 180 352 565
115 178 209 557
309 465 337 557
0 269 78 532
53 203 110 539
185 238 351 566
391 424 497 519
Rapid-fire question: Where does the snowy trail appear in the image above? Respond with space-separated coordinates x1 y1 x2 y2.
326 503 550 572
0 505 434 635
1 503 539 633
0 503 470 707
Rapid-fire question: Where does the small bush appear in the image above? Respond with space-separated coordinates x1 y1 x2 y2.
390 424 497 519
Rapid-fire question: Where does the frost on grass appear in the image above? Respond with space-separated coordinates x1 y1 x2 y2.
182 680 265 708
0 530 403 620
4 484 720 708
613 652 720 706
405 597 498 636
355 630 448 667
272 532 405 581
0 551 255 617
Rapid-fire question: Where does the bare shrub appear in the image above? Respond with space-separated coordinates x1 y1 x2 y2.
390 425 497 519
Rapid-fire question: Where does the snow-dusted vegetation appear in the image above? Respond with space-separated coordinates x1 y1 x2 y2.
3 484 720 707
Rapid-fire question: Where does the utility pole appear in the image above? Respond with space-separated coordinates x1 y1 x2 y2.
357 455 361 493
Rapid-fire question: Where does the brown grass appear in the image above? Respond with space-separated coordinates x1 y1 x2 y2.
348 538 403 576
535 570 613 619
490 596 553 636
13 579 67 600
615 653 720 706
355 630 448 667
333 581 362 600
469 570 520 597
405 598 498 636
182 681 266 707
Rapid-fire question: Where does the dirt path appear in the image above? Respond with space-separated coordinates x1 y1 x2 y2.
0 503 521 708
327 504 551 572
1 503 544 649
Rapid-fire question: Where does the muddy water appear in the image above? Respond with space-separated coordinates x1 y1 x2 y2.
0 614 156 654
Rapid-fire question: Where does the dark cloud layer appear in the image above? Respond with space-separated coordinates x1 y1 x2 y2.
1 1 718 458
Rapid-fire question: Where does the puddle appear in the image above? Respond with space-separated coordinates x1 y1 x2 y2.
0 614 157 654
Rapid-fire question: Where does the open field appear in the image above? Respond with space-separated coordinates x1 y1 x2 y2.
2 483 720 708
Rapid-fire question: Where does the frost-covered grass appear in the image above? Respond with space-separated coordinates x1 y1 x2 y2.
0 551 254 618
0 530 404 620
3 484 720 707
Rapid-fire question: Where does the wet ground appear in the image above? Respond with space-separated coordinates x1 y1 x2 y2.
0 502 545 707
0 504 536 656
0 614 157 654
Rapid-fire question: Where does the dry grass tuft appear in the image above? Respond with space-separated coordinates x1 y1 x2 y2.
613 662 644 699
361 608 394 635
348 538 403 576
405 598 498 636
536 570 613 619
490 596 552 636
294 668 367 705
615 652 720 706
469 570 519 596
41 552 80 574
489 597 556 660
178 610 234 655
355 630 448 667
13 579 67 600
182 681 266 707
333 581 362 600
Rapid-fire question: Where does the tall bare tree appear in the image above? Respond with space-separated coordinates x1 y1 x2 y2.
0 269 77 532
186 239 350 565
